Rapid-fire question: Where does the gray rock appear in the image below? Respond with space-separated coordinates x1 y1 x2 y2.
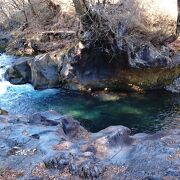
0 33 12 53
44 152 70 170
30 53 60 89
60 45 180 91
61 116 81 138
0 108 8 115
0 111 179 179
29 110 62 126
5 53 61 89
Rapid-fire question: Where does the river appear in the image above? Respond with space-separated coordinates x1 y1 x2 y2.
0 54 179 133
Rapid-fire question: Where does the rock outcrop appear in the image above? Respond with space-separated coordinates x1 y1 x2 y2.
6 30 76 56
30 53 61 89
4 0 180 92
58 0 180 91
5 57 32 84
0 110 179 179
5 53 61 89
59 43 180 91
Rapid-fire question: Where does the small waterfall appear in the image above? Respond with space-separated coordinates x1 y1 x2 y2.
0 54 16 94
0 66 6 82
0 67 10 94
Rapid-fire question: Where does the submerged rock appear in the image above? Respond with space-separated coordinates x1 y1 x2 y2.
0 110 179 179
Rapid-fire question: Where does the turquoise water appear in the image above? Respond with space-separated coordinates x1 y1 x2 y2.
0 54 179 133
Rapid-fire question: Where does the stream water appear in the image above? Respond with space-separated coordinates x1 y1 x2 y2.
0 54 180 134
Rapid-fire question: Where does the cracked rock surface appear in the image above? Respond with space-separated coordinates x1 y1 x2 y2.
0 110 179 179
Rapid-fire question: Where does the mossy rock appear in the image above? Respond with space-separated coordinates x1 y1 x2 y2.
0 109 8 115
0 45 6 53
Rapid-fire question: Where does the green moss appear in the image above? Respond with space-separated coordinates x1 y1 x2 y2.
0 109 8 115
89 65 180 92
16 50 25 56
0 44 6 53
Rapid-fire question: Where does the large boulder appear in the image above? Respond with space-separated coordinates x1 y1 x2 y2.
59 0 180 92
59 44 180 91
0 111 179 179
30 53 60 89
5 57 32 84
5 53 61 89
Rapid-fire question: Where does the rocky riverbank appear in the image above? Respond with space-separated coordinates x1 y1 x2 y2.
0 1 179 179
1 0 180 92
0 110 179 179
4 42 180 92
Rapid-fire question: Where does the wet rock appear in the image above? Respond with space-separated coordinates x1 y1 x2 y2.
5 57 32 84
29 110 62 126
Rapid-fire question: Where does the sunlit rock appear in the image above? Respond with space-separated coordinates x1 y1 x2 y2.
87 0 178 45
5 57 32 84
30 53 60 89
5 53 61 89
0 111 179 179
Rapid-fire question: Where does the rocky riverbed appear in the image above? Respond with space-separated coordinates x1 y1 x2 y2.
0 1 180 179
0 110 179 179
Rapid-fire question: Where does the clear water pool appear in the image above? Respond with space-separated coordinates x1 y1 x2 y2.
0 54 179 133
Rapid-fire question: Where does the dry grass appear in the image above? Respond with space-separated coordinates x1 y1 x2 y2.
83 0 178 45
0 169 24 180
1 0 78 32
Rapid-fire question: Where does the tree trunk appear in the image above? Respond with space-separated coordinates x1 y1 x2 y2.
177 0 180 35
27 0 37 16
72 0 94 29
0 7 10 21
